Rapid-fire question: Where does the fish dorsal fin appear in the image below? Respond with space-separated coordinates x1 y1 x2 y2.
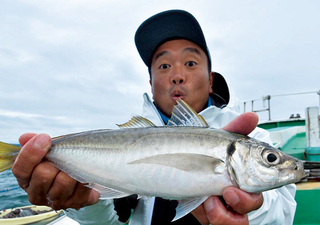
117 115 156 129
167 99 209 127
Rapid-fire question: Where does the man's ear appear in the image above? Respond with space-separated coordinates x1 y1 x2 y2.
149 79 155 98
209 72 214 94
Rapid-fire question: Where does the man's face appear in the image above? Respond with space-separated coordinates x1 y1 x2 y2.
150 39 214 117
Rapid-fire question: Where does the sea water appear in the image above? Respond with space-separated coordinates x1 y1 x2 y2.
0 169 30 210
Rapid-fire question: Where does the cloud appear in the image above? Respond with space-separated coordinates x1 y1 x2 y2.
0 109 66 120
0 0 319 143
29 20 80 45
0 48 39 67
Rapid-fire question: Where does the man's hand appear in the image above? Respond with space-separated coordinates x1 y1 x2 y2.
12 133 100 210
192 112 264 225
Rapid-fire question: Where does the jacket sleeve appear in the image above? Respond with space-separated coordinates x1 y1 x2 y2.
248 184 297 225
64 199 124 225
247 127 297 225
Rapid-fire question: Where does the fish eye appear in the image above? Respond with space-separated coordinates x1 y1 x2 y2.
267 153 277 162
262 150 280 165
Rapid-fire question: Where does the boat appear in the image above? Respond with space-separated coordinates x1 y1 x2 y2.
243 90 320 225
0 205 63 225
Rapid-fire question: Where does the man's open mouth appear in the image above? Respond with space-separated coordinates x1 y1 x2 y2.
171 90 185 101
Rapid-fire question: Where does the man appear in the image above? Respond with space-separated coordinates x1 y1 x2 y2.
12 10 296 225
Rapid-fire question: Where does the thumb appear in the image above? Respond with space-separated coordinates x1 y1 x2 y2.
222 112 258 135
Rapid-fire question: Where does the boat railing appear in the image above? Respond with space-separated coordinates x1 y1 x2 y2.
241 90 320 120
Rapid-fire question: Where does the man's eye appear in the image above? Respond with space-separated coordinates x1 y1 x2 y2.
159 64 170 69
186 61 196 67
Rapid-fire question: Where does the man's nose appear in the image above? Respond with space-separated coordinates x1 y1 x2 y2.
171 66 186 84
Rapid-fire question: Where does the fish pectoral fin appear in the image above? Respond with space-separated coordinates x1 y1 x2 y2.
87 183 132 199
129 153 225 174
116 114 156 129
173 196 208 221
167 99 209 127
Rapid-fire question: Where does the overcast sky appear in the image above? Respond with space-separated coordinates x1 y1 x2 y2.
1 0 319 143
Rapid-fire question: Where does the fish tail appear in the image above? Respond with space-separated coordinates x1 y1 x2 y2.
0 141 21 172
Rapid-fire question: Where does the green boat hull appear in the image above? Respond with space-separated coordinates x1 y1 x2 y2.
294 183 320 224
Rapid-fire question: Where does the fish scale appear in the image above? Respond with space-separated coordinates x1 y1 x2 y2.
47 127 233 197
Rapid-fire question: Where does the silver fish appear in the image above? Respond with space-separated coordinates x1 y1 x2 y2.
0 99 307 221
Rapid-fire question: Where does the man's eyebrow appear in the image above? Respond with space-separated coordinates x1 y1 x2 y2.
183 47 201 55
154 51 169 61
154 47 201 61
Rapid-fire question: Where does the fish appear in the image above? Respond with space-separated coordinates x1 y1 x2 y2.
0 99 308 221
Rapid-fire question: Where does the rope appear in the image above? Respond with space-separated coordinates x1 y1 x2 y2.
241 90 319 103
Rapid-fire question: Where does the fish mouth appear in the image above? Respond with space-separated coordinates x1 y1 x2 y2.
294 160 309 180
302 171 309 179
171 89 185 102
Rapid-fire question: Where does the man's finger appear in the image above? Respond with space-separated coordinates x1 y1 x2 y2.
222 112 259 135
223 187 263 215
47 171 78 208
19 133 37 147
12 134 52 189
27 161 60 205
191 203 209 225
62 183 100 210
204 196 248 225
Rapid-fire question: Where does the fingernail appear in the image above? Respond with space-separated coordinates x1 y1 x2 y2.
34 134 51 150
224 190 240 205
204 196 215 212
46 194 53 205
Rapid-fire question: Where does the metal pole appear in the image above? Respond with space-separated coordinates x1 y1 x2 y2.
318 90 320 109
268 98 271 120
